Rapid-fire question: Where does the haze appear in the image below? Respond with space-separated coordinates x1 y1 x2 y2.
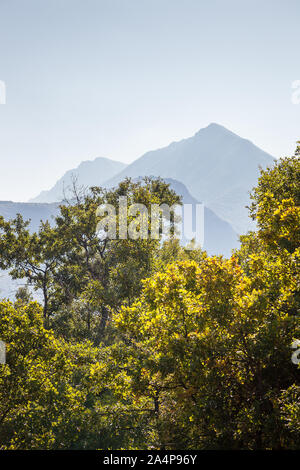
0 0 299 201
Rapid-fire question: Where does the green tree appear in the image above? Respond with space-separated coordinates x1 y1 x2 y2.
108 145 300 449
0 300 100 449
249 150 300 253
0 177 181 339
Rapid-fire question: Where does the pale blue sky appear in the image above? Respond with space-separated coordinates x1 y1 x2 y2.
0 0 299 201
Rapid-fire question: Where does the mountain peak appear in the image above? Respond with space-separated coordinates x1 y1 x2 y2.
102 125 274 234
30 157 128 203
195 122 236 137
207 122 224 129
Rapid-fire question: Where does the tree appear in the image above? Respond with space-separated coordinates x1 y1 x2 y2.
108 146 300 449
0 300 100 449
0 144 299 450
249 151 300 253
0 217 59 325
0 177 181 338
110 252 299 448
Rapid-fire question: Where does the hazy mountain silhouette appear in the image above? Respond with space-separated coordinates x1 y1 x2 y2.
30 157 127 203
0 201 60 231
104 124 275 234
163 178 239 257
29 123 275 234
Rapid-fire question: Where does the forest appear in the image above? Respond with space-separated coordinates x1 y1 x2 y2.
0 146 299 450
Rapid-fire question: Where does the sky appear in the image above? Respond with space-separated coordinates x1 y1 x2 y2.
0 0 299 201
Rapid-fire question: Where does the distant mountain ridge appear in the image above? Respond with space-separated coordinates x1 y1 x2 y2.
30 157 127 203
29 124 275 234
103 124 275 234
0 201 60 232
162 178 239 257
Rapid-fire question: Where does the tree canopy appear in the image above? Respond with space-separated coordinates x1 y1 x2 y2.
0 150 299 449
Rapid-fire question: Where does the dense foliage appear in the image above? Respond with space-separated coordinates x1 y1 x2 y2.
0 150 299 449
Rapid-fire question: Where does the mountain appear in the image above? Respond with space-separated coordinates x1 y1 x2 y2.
0 201 60 231
163 178 239 257
30 157 127 203
104 124 275 234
